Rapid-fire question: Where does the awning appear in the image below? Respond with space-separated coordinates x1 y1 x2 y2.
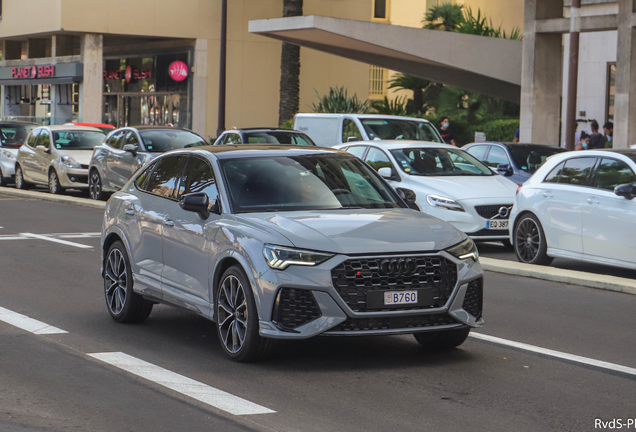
249 16 522 103
0 77 81 86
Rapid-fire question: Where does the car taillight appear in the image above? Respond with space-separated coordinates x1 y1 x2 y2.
516 184 523 195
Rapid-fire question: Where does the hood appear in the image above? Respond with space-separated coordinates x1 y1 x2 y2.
408 174 518 201
56 149 93 166
235 208 465 255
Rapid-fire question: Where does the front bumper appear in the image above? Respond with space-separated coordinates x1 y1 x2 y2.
0 156 16 178
59 166 89 188
257 251 484 339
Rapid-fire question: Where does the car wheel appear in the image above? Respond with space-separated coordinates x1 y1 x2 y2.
216 266 273 362
414 327 470 350
48 170 64 195
0 169 7 187
104 241 153 323
15 165 29 190
89 170 104 200
513 214 553 265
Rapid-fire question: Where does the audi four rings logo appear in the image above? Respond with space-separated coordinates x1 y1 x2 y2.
492 206 512 220
380 258 417 276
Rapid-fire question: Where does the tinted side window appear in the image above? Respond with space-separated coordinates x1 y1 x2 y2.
27 130 41 148
466 145 489 161
364 148 392 172
109 131 125 149
484 146 509 167
342 119 363 143
144 156 185 199
36 130 51 148
594 158 636 191
135 162 156 191
559 157 597 186
179 157 219 210
543 161 565 183
125 132 140 150
347 146 368 159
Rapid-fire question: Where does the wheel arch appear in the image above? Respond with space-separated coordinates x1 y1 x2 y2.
101 227 134 278
211 252 261 323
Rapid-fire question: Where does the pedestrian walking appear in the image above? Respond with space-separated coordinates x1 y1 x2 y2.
603 121 613 148
587 120 606 149
438 117 457 146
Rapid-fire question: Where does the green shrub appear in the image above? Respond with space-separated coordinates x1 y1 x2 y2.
312 86 370 114
478 119 519 142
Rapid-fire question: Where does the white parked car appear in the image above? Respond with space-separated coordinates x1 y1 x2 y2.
510 149 636 269
335 141 518 244
294 113 443 147
14 125 106 194
0 121 37 186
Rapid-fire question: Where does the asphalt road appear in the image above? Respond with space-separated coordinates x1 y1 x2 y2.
1 193 635 432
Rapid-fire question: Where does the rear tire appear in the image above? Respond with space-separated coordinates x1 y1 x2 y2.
104 241 153 323
414 327 470 350
15 165 30 190
0 169 7 187
215 265 273 362
513 214 553 265
48 170 64 195
89 170 105 200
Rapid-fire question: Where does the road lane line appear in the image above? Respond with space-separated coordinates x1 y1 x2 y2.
20 232 93 249
471 333 636 377
88 352 276 416
0 306 68 335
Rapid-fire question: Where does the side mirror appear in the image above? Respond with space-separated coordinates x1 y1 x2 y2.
36 145 49 153
179 192 211 219
347 136 359 142
397 187 419 210
378 167 395 180
123 144 137 156
496 163 513 176
614 183 636 200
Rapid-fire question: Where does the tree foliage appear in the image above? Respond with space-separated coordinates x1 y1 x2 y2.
311 86 371 114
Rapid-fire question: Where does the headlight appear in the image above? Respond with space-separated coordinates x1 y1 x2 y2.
2 151 16 160
426 194 464 212
263 245 334 270
446 238 479 262
61 155 81 169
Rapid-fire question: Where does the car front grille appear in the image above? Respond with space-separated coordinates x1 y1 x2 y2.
475 204 513 220
326 313 458 333
331 255 457 312
80 164 90 170
272 288 322 330
462 278 483 320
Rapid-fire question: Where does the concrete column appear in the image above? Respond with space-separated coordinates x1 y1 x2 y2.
80 33 103 123
192 39 208 139
613 0 636 149
520 0 564 145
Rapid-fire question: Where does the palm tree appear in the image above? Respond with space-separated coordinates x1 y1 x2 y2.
388 73 432 114
278 0 303 126
422 3 464 31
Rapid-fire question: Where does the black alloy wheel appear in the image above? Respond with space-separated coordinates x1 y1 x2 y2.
514 214 553 265
48 170 64 195
215 265 272 362
414 327 470 350
15 165 29 190
89 170 104 200
104 241 153 323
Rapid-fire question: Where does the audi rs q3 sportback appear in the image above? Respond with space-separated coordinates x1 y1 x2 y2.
101 145 484 361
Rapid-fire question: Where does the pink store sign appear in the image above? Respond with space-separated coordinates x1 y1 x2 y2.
169 61 189 82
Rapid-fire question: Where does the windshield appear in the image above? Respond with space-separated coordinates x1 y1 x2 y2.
508 145 566 174
52 131 106 150
360 119 443 143
243 131 316 146
0 125 36 149
140 129 207 152
391 147 493 176
220 154 403 213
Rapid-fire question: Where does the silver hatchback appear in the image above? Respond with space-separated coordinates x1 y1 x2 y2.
101 145 484 361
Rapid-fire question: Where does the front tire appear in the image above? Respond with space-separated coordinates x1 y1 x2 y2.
48 170 64 195
104 241 153 323
0 169 7 187
513 214 553 265
89 170 105 200
15 165 29 190
414 327 470 350
215 266 272 362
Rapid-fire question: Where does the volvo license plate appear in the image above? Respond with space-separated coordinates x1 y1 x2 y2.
487 220 509 230
384 291 418 306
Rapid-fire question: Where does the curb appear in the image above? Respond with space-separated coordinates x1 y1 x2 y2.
480 257 636 296
0 187 106 210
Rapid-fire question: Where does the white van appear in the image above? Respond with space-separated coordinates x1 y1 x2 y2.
293 113 443 147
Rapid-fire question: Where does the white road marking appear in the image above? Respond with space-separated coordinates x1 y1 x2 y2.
0 306 68 335
471 333 636 377
0 232 100 241
20 232 93 249
88 352 276 416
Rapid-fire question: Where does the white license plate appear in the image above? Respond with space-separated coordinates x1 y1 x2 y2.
487 220 509 230
384 291 418 306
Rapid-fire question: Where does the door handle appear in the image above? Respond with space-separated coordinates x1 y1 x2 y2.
587 198 600 205
163 219 175 227
543 192 554 198
123 201 136 215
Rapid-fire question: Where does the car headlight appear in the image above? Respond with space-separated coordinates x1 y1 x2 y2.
2 151 16 160
61 155 81 169
426 194 464 212
446 238 479 262
263 245 334 270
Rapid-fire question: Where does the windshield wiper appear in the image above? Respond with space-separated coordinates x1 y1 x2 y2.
336 206 364 210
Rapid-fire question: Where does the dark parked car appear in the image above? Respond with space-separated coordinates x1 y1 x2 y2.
463 142 566 185
213 128 316 146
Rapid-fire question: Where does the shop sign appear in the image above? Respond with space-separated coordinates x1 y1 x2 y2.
169 61 188 82
11 65 56 79
103 66 152 83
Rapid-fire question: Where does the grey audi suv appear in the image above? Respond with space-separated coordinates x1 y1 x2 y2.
101 145 484 361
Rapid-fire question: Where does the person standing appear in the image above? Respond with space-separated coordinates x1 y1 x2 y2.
603 121 613 148
587 120 606 149
438 117 457 146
